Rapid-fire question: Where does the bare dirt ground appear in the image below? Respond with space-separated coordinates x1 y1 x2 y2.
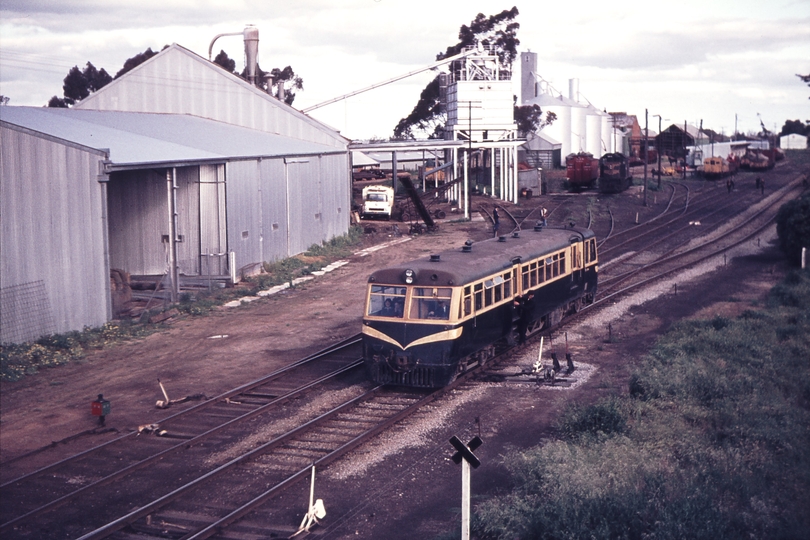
0 166 798 538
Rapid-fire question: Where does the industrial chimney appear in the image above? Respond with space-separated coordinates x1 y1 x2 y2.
208 25 261 88
243 25 259 87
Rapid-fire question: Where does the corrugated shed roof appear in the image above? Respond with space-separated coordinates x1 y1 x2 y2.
0 106 344 168
75 44 348 148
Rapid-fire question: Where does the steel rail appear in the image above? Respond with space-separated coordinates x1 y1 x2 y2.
597 183 680 250
599 185 742 256
0 334 362 490
1 358 364 532
180 386 449 540
596 177 804 298
598 195 766 287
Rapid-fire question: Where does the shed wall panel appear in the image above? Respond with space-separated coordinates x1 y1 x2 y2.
1 125 109 343
175 167 201 276
199 164 227 275
319 153 351 241
287 159 322 255
259 159 289 262
225 160 263 273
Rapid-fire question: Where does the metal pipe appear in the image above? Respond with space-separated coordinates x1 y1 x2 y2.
208 31 243 61
302 48 480 113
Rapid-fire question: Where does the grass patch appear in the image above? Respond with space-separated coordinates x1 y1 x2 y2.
251 226 362 291
473 269 810 539
1 321 160 382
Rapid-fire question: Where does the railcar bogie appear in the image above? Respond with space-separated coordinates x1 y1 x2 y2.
362 226 599 388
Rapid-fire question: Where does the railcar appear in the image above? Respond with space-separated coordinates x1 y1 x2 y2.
702 156 739 179
566 152 600 190
362 225 598 388
598 153 633 193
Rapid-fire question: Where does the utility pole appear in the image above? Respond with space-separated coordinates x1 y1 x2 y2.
653 114 663 188
643 109 648 207
734 113 738 141
683 120 687 180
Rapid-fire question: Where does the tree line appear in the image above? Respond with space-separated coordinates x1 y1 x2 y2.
47 46 303 107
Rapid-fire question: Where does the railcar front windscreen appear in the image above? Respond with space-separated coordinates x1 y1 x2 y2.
409 287 453 320
368 285 406 318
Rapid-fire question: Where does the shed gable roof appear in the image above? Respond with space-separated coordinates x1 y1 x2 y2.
74 43 347 149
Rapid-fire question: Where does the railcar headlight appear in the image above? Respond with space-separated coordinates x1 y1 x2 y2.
404 269 415 284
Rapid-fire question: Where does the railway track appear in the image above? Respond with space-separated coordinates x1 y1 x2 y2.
597 177 804 299
3 345 485 539
3 166 804 539
75 385 441 540
1 337 365 539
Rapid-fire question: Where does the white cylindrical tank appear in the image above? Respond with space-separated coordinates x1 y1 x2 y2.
571 103 587 154
602 114 614 154
547 100 572 158
586 113 602 157
527 93 573 159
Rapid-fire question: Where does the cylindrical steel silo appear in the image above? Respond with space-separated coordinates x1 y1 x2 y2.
570 103 587 154
602 113 614 154
586 113 602 157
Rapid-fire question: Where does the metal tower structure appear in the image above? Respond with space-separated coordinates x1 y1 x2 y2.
444 46 520 214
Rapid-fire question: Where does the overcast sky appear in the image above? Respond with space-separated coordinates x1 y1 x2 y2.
1 0 808 140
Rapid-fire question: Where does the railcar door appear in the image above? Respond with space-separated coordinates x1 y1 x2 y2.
570 239 583 285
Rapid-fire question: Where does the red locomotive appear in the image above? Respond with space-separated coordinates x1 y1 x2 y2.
566 152 599 190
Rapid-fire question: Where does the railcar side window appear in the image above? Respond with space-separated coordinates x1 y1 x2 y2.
463 286 472 316
494 275 504 302
545 257 553 280
538 260 545 283
474 283 483 310
484 279 494 307
530 262 538 287
368 285 406 318
503 272 512 297
560 252 566 274
586 239 596 263
522 266 530 289
410 287 453 320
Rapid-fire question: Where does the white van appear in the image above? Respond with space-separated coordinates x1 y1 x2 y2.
361 185 394 220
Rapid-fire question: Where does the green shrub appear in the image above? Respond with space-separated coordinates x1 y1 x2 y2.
775 192 810 266
556 398 627 440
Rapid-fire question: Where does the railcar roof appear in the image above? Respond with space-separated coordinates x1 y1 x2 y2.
368 226 595 287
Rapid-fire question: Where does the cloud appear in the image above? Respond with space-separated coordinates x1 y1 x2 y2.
545 17 810 71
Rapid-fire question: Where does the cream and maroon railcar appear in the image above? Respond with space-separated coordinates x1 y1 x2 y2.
362 225 598 387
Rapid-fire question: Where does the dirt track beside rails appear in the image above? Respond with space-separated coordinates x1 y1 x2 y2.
0 162 801 538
